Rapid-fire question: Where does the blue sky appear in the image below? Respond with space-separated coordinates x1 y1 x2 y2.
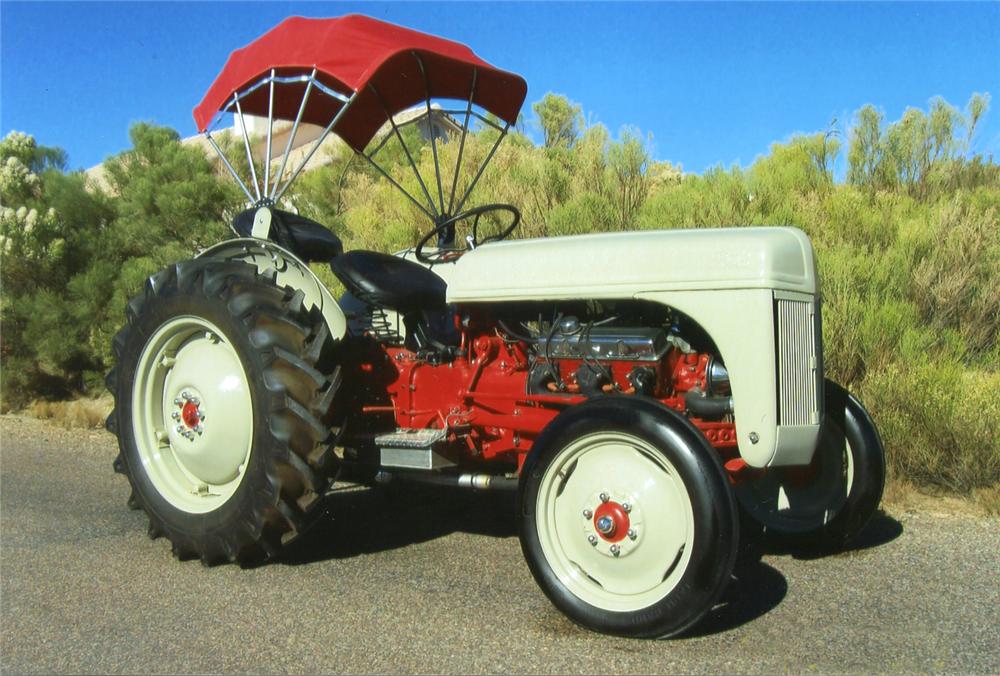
2 2 998 175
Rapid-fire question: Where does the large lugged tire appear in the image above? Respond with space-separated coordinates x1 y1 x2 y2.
105 259 341 565
735 379 886 551
518 397 738 638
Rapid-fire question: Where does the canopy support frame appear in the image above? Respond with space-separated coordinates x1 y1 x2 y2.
201 61 515 223
368 83 440 220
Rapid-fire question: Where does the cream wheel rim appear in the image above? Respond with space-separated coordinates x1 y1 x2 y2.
535 432 696 612
131 316 253 514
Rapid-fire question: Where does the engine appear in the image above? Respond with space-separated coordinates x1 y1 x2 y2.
346 301 738 471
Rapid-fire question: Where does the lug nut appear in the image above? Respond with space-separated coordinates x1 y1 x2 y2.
175 425 185 433
582 509 593 519
190 397 200 406
181 391 190 400
173 398 182 406
622 502 631 513
627 528 637 540
171 411 180 420
610 544 620 556
599 492 610 503
587 535 598 545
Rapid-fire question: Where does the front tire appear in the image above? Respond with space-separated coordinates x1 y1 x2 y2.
105 260 341 565
518 398 738 638
735 379 886 550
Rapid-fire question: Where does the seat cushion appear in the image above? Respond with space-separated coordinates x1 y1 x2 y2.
330 250 447 314
232 207 343 262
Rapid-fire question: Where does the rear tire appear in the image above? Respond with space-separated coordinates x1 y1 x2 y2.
518 397 738 638
105 259 341 565
735 379 886 551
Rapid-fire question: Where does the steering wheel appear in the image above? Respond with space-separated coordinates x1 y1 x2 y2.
414 203 521 264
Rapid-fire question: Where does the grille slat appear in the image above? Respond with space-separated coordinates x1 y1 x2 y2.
777 298 819 426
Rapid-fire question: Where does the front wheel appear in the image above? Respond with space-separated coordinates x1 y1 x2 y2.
735 379 886 550
518 398 738 638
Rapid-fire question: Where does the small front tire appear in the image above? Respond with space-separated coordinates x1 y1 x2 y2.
518 397 738 638
735 379 886 551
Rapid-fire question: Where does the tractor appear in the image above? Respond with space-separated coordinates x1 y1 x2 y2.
106 14 885 638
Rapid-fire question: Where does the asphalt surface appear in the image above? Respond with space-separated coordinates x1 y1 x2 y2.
2 415 998 675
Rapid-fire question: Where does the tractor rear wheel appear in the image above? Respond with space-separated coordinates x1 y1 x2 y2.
518 397 738 638
105 259 340 565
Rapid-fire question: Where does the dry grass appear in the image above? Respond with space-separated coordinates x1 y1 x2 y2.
23 396 113 429
882 478 1000 517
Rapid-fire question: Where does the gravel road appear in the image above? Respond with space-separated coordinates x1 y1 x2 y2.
2 415 998 674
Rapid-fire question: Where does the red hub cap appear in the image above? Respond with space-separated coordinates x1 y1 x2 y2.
181 400 201 428
593 501 630 543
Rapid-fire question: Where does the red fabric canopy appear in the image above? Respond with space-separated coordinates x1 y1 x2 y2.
193 15 527 152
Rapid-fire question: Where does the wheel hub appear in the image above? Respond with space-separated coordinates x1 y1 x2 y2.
593 501 630 542
582 490 643 557
181 399 201 429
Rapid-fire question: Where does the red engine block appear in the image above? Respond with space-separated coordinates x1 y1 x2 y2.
359 328 737 470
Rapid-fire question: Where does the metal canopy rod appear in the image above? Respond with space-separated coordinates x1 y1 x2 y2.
273 91 359 202
369 83 439 218
209 72 350 137
437 109 505 133
263 69 276 198
453 122 509 215
233 94 261 202
448 67 477 216
359 152 435 221
413 52 445 216
204 132 255 203
271 67 317 199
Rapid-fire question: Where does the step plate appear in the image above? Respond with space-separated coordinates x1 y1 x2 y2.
376 428 454 470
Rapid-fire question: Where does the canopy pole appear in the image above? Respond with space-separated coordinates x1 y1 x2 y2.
453 122 509 214
204 131 255 204
233 94 261 202
413 53 446 216
359 152 436 221
271 67 317 200
368 83 439 219
263 69 276 199
273 91 358 202
448 67 477 216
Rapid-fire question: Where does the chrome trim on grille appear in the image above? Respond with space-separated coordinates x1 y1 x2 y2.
776 297 820 426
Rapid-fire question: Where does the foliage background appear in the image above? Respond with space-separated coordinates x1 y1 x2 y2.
2 92 997 497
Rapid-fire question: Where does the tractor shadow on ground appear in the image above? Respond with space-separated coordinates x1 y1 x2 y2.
683 511 903 637
684 559 788 638
760 510 904 561
280 482 518 565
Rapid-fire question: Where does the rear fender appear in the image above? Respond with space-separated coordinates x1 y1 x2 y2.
196 238 347 341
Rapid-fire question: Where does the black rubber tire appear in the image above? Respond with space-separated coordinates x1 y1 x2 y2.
518 397 739 638
737 379 886 551
105 259 341 565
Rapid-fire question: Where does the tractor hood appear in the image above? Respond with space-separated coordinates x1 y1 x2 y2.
444 226 818 303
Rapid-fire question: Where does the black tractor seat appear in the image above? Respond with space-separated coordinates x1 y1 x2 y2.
330 250 447 315
232 207 343 263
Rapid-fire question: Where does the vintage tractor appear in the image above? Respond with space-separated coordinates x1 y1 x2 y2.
106 15 885 638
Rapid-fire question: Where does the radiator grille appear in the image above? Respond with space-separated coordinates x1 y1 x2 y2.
776 298 820 426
